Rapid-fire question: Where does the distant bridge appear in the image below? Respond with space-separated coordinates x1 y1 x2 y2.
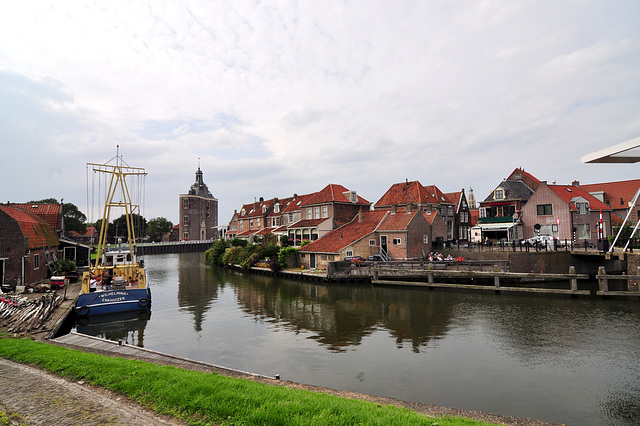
138 240 214 254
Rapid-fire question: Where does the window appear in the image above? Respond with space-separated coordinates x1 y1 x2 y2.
274 203 280 213
447 220 454 240
494 189 504 200
346 250 353 257
423 235 429 244
577 223 590 240
182 199 190 209
288 213 294 223
448 206 454 216
272 217 279 227
183 232 189 240
34 253 40 270
576 202 590 215
206 201 210 210
314 207 320 219
393 238 401 245
440 206 447 216
479 207 486 218
537 204 553 215
322 206 328 218
257 218 261 227
250 219 254 227
307 208 312 219
369 239 376 246
183 216 189 226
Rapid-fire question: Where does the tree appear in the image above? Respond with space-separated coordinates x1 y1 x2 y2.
63 203 87 235
147 217 173 242
111 213 147 243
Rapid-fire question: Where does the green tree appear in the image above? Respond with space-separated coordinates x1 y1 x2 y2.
147 217 173 242
112 213 147 242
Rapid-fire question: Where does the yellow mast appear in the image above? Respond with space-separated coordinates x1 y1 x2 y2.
88 156 147 269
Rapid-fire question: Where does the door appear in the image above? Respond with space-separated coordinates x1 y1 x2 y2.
310 254 316 268
380 236 388 258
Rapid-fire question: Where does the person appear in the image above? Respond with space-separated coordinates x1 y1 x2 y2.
89 274 98 292
103 269 112 291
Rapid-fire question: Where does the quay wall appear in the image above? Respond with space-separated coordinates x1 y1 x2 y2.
139 241 212 255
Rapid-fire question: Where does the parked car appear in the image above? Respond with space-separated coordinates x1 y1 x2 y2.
368 255 383 262
345 256 365 261
521 235 557 248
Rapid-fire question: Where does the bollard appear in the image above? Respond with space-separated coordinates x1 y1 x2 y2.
597 266 608 293
569 266 577 292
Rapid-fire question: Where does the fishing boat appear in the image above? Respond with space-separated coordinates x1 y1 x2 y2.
76 150 150 318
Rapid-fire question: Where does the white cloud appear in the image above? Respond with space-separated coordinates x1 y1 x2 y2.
0 0 639 224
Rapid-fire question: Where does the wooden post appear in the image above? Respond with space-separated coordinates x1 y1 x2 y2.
569 265 577 292
597 266 608 293
428 272 434 284
494 274 500 288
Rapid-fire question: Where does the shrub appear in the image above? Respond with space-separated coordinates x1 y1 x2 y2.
258 244 280 260
268 257 281 272
50 259 76 275
205 240 229 266
230 238 248 248
278 246 299 269
279 235 290 247
241 253 260 270
222 246 244 265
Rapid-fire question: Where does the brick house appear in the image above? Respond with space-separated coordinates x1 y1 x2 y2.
478 168 539 243
521 181 612 244
179 167 218 241
578 179 640 227
444 189 472 242
298 207 434 269
0 205 59 289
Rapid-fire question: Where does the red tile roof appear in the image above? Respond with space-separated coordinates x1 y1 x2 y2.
281 193 317 213
299 210 389 254
508 168 540 184
579 179 640 209
0 205 59 249
377 209 418 231
375 180 439 208
424 185 453 204
302 184 369 206
10 203 62 231
254 227 276 236
444 191 462 208
288 218 330 229
547 185 611 211
422 210 440 225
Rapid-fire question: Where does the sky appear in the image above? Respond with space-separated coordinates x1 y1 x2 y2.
1 0 639 226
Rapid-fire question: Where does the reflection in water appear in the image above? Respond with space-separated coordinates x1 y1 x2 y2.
76 253 640 426
75 310 150 347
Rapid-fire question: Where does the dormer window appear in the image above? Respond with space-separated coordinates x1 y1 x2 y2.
494 189 504 200
274 203 280 213
262 205 266 213
576 202 590 215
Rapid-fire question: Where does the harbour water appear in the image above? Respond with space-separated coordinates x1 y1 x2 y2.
74 252 640 425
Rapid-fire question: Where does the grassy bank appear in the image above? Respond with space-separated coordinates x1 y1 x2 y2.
0 336 494 425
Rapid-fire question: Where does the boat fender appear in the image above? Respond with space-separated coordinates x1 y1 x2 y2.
76 305 90 316
138 298 149 308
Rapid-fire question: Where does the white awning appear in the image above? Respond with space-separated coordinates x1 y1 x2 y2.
479 222 514 230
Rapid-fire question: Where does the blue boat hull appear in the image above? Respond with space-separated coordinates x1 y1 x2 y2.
76 288 151 317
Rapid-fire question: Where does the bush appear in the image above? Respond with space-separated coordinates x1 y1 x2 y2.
278 246 299 269
50 259 76 274
258 244 280 260
268 257 281 272
241 253 260 270
230 238 248 248
222 246 244 265
279 235 290 247
205 240 229 266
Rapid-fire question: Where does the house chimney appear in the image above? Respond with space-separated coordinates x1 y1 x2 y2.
391 204 397 214
572 180 580 186
358 208 364 222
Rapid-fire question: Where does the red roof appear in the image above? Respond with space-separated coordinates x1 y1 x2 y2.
377 209 418 231
424 185 453 204
579 179 640 209
547 185 611 211
0 205 59 249
280 193 318 213
254 227 276 236
288 218 330 229
299 210 389 254
375 180 439 208
10 203 62 231
422 210 440 225
302 184 369 206
508 168 540 184
444 191 462 209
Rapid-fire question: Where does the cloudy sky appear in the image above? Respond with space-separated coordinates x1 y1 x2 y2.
1 0 639 226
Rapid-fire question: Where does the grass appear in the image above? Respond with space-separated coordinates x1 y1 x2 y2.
0 335 496 425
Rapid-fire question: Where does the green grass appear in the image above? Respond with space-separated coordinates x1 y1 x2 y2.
0 336 495 425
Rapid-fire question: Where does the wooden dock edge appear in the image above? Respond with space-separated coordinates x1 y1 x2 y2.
372 279 591 296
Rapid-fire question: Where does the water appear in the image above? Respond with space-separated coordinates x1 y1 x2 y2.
73 252 640 425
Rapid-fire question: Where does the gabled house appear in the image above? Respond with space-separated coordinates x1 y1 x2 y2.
289 184 370 245
0 205 59 289
478 168 538 242
521 181 612 244
578 179 640 227
10 202 64 238
298 207 438 269
444 189 472 242
374 180 440 212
